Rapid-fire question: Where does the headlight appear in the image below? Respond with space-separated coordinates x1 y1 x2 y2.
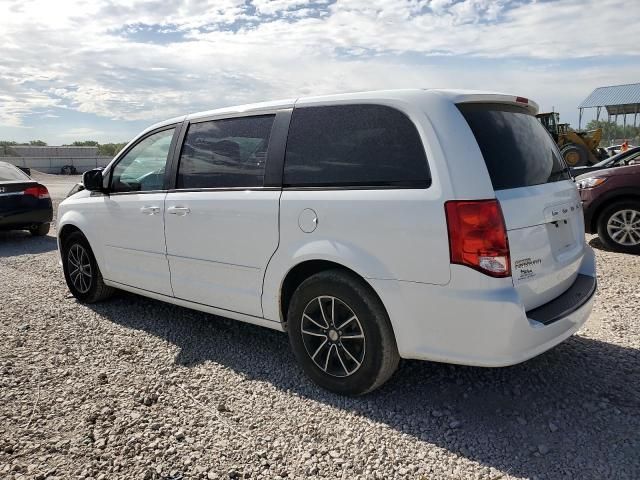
577 177 607 189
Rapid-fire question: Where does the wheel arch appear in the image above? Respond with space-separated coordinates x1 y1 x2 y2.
590 191 640 232
56 217 107 275
58 223 84 247
278 259 392 333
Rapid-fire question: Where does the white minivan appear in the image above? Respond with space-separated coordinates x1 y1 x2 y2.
57 89 597 394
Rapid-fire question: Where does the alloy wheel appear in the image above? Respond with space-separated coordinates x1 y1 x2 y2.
300 296 366 378
606 209 640 246
68 243 93 293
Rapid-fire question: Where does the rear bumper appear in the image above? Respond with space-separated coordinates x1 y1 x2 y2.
0 207 53 230
369 245 597 367
527 274 596 325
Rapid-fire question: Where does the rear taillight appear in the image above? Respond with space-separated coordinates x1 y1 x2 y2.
24 185 50 199
444 199 511 278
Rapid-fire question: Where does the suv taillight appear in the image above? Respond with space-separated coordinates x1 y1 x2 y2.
444 199 511 278
24 185 50 199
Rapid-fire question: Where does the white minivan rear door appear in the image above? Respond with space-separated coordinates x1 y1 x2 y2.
458 103 585 311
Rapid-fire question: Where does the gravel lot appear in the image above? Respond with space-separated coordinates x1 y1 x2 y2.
1 173 638 479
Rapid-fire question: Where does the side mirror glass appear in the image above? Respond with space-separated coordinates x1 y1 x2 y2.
83 168 104 192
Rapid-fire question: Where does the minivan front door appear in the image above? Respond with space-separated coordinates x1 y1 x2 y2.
97 126 177 296
164 114 281 317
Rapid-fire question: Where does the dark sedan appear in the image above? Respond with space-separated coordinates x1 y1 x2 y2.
571 146 640 177
0 161 52 236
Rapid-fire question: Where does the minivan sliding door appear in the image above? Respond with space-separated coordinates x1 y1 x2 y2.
164 112 287 317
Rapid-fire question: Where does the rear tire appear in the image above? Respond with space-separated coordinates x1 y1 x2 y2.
597 201 640 254
62 231 114 303
561 143 590 167
29 223 50 236
287 269 399 395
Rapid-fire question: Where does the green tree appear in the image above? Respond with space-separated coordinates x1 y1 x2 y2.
28 140 47 146
586 120 640 144
61 140 127 157
97 142 127 157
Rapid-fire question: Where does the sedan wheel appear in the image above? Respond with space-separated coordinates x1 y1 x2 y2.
606 209 640 247
597 201 640 254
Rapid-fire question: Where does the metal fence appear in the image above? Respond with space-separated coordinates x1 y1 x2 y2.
1 156 112 174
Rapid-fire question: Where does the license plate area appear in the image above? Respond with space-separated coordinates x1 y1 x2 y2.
547 218 580 262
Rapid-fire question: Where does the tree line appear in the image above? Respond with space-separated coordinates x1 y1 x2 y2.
0 140 127 157
585 120 640 143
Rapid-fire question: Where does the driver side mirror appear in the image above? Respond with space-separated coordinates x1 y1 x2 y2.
83 168 105 192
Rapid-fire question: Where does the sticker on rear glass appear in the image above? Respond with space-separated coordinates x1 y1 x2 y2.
514 257 542 282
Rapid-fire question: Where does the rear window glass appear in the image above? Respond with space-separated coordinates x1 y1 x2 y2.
0 163 30 181
458 104 570 190
283 104 430 188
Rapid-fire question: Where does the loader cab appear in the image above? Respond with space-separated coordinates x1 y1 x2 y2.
536 112 561 142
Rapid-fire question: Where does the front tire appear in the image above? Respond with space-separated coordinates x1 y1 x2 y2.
561 143 591 167
597 201 640 254
62 231 114 303
287 269 399 395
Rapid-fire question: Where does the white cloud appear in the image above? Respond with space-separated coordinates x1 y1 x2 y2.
59 127 105 138
0 0 638 135
251 0 318 16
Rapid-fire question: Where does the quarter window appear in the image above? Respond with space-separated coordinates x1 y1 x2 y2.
624 151 640 165
110 128 175 193
283 104 430 188
177 115 275 189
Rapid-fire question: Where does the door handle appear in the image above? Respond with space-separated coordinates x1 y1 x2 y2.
140 206 161 215
167 206 191 216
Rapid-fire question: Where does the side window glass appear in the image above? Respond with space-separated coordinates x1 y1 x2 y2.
177 115 275 189
626 152 640 165
110 128 175 192
283 104 430 187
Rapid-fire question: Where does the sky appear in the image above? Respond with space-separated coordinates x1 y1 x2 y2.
1 0 639 145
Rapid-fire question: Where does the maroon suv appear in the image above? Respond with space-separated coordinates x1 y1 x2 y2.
577 163 640 253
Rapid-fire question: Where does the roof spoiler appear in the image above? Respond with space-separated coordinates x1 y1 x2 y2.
441 92 539 115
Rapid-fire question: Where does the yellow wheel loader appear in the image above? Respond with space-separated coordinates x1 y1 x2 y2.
536 112 608 167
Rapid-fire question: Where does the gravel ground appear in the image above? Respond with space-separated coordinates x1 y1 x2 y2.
0 174 638 479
